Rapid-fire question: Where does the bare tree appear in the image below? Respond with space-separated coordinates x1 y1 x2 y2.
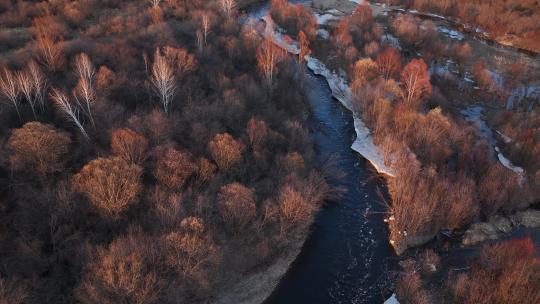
196 30 204 53
17 71 37 118
7 122 71 176
400 58 432 108
208 133 244 171
257 37 283 87
36 35 63 71
150 48 177 114
163 217 219 279
151 145 197 189
220 0 236 18
73 78 96 127
28 60 47 112
148 0 161 7
111 128 148 165
218 183 257 230
51 88 89 139
376 47 402 80
74 53 95 83
202 14 210 45
150 47 196 114
72 157 142 217
0 67 21 119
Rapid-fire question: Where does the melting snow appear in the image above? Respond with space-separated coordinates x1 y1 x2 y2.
460 106 525 177
384 293 400 304
438 26 464 40
317 29 330 39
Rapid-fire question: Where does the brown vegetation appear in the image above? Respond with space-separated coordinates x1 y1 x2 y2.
72 157 142 216
449 238 540 304
7 122 71 176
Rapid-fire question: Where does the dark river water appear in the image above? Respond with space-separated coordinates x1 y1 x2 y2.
263 71 397 304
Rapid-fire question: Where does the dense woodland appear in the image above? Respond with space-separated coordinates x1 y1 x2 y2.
0 0 539 303
0 0 332 302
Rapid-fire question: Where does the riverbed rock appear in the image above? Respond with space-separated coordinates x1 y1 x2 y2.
462 210 540 246
391 232 436 255
312 0 357 13
511 209 540 228
489 215 513 233
462 222 500 246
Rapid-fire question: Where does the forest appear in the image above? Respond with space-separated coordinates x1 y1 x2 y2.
0 0 539 303
0 0 332 302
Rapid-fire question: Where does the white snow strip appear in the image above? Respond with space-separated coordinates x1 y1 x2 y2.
259 14 395 177
314 13 339 25
384 293 400 304
438 26 464 40
495 147 524 174
461 106 525 178
496 130 512 144
317 29 330 39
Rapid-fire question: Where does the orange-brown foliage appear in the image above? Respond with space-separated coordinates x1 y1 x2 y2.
72 157 142 216
7 122 71 176
111 128 148 165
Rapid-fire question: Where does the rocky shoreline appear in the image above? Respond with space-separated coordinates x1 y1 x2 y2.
463 209 540 246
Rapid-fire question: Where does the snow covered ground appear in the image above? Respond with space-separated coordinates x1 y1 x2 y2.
384 293 400 304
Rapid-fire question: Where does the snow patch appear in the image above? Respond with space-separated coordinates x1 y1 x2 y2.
461 106 525 178
317 29 330 39
384 293 400 304
438 26 464 40
314 13 339 25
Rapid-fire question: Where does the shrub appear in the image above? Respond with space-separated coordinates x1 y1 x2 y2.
76 234 164 304
208 132 244 171
111 128 148 165
450 238 540 304
72 157 142 216
7 122 71 176
218 183 257 230
162 217 219 286
151 145 196 190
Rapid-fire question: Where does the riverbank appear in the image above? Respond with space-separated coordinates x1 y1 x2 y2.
386 5 540 56
213 236 304 304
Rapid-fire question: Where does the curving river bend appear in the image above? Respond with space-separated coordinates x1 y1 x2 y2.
245 1 540 303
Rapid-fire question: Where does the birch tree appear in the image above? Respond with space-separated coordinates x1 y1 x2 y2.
0 67 21 119
150 47 196 114
28 60 47 112
74 53 95 83
17 71 38 118
202 13 210 45
220 0 236 18
150 48 176 114
73 78 96 127
400 59 432 108
51 88 89 139
257 38 283 87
